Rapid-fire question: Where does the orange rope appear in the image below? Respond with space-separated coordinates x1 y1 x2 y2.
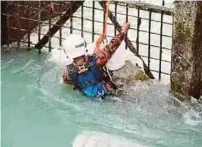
103 0 109 36
95 0 109 53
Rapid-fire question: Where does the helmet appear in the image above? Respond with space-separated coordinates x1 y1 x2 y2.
85 42 96 55
63 34 87 59
64 58 73 66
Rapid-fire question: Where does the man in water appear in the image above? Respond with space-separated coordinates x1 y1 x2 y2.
62 22 130 99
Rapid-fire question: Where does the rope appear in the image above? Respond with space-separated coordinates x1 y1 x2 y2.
103 0 109 36
95 0 109 53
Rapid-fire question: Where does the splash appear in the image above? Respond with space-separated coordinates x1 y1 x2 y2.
47 46 71 67
73 130 147 147
182 98 202 126
183 109 202 126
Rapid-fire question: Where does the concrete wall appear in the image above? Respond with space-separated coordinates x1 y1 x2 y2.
171 1 202 101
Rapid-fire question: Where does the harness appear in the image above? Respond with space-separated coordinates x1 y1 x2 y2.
68 56 110 94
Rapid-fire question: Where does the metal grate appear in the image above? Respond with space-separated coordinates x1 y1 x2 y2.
1 0 173 81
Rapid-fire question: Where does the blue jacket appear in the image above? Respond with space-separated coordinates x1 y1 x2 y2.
68 56 109 98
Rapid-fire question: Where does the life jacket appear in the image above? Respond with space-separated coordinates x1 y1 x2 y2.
67 56 111 98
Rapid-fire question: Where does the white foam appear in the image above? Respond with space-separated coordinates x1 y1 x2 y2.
183 109 202 126
73 131 147 147
47 46 68 66
11 60 35 74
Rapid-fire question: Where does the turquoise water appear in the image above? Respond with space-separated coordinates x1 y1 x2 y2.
1 50 202 147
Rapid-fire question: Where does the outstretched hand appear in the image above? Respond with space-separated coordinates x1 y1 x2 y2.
96 34 106 47
121 22 130 35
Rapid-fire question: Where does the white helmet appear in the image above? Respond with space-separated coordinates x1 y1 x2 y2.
63 34 87 59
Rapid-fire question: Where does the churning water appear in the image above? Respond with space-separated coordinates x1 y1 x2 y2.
2 0 202 146
1 49 202 147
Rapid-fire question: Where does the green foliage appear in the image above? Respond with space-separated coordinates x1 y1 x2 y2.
132 70 149 81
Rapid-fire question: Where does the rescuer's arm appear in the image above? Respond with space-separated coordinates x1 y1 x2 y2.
95 22 130 66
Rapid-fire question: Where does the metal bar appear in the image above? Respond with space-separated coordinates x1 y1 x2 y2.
136 8 140 53
140 54 171 63
59 1 62 46
16 5 20 48
7 26 27 32
83 2 173 16
31 30 67 40
110 1 173 15
162 0 165 7
84 5 172 25
148 11 152 69
1 3 173 25
1 13 55 24
21 40 54 49
27 4 31 49
81 3 84 37
134 41 171 51
12 2 66 13
1 11 173 26
72 27 107 36
1 13 41 24
73 15 114 25
38 1 41 53
150 69 170 75
92 1 95 42
103 1 105 35
6 6 10 47
114 1 117 36
125 3 128 49
1 1 8 46
39 22 70 29
170 9 174 76
158 1 164 80
70 2 73 34
48 6 51 52
38 1 41 42
129 27 172 38
12 3 46 11
12 3 41 11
